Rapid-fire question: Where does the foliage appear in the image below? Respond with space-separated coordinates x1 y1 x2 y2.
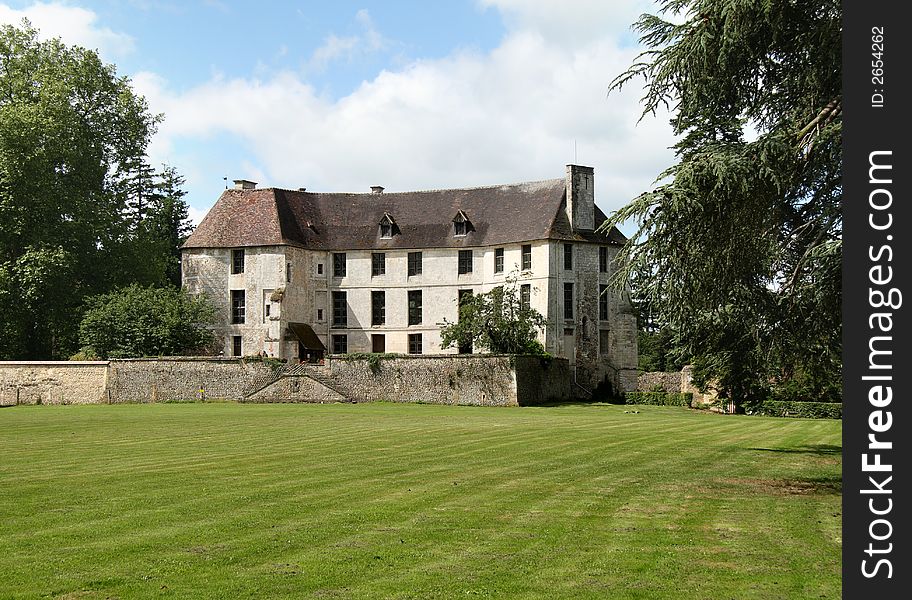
623 391 693 407
0 22 193 359
342 352 404 374
439 279 547 355
754 400 842 420
78 284 216 359
603 0 842 406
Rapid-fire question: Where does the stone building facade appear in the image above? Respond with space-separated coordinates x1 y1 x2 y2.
181 165 638 392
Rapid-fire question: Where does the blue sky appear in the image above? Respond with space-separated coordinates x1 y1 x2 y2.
2 1 675 228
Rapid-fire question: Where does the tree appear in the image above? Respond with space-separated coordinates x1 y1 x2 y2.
78 284 216 359
146 165 194 287
0 22 175 359
440 279 547 355
603 0 841 406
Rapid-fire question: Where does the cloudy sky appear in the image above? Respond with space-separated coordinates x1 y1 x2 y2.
2 0 677 230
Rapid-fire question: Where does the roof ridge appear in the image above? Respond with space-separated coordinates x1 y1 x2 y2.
266 177 565 196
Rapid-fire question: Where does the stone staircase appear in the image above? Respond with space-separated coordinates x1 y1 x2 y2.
242 363 353 402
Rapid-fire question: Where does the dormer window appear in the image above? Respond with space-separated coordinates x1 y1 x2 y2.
379 213 397 239
453 210 473 237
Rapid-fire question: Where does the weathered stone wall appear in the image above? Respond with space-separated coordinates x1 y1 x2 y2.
323 355 522 406
107 358 274 402
0 355 571 407
637 371 682 393
0 362 109 405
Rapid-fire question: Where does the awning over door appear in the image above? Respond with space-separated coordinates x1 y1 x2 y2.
287 323 326 351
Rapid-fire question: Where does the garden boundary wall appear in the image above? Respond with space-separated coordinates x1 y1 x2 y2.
0 355 572 407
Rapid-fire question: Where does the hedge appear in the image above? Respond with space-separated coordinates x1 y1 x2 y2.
623 391 693 407
753 400 842 419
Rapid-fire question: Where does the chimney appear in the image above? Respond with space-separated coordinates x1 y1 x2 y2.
233 179 258 190
370 186 385 194
565 164 594 231
298 187 307 192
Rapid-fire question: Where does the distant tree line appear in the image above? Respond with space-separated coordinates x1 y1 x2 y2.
0 22 212 360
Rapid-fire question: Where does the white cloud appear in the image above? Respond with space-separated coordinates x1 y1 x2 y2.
307 9 388 72
0 1 134 59
135 1 676 223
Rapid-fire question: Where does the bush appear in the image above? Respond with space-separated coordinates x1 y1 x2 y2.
623 391 693 407
753 400 842 419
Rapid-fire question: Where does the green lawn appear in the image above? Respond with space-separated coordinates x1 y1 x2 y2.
0 403 841 599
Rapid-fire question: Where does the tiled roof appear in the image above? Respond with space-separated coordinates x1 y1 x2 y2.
183 178 626 250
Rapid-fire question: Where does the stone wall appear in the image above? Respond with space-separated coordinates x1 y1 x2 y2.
323 355 520 406
107 358 274 403
0 362 109 405
0 355 572 407
637 371 682 393
636 367 720 408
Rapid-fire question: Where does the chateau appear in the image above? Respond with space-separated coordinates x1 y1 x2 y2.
181 164 638 393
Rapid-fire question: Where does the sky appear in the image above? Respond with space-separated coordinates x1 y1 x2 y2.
2 0 677 230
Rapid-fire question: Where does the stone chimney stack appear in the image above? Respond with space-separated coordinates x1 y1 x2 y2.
565 164 594 231
233 179 257 190
370 186 385 194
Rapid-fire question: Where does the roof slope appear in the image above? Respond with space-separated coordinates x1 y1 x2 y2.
184 178 626 250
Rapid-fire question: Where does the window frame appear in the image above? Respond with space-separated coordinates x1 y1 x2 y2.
230 289 246 324
371 252 386 277
332 291 348 328
231 248 245 274
564 243 573 270
458 249 473 275
521 244 532 271
332 334 348 354
408 290 422 326
563 282 574 320
599 284 609 320
494 247 504 273
520 284 531 311
332 253 346 278
371 290 386 326
599 246 608 273
408 251 423 276
408 333 423 355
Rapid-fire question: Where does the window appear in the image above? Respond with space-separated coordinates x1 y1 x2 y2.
408 333 423 355
372 334 385 353
231 290 245 324
408 251 423 276
494 248 504 273
372 291 386 326
372 252 386 276
458 250 473 274
453 211 472 237
286 262 292 282
599 246 608 273
317 308 324 322
333 253 346 277
263 290 274 323
599 329 610 355
520 284 531 311
232 335 242 357
599 284 609 320
231 249 244 274
563 282 574 320
332 334 348 354
408 290 422 325
332 291 347 327
317 263 324 275
564 243 573 270
379 214 396 239
265 304 271 318
521 244 532 270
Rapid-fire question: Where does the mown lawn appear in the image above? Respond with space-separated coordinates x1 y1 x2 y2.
0 402 840 599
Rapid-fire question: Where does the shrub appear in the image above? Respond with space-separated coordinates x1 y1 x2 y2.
623 391 693 407
753 400 842 419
